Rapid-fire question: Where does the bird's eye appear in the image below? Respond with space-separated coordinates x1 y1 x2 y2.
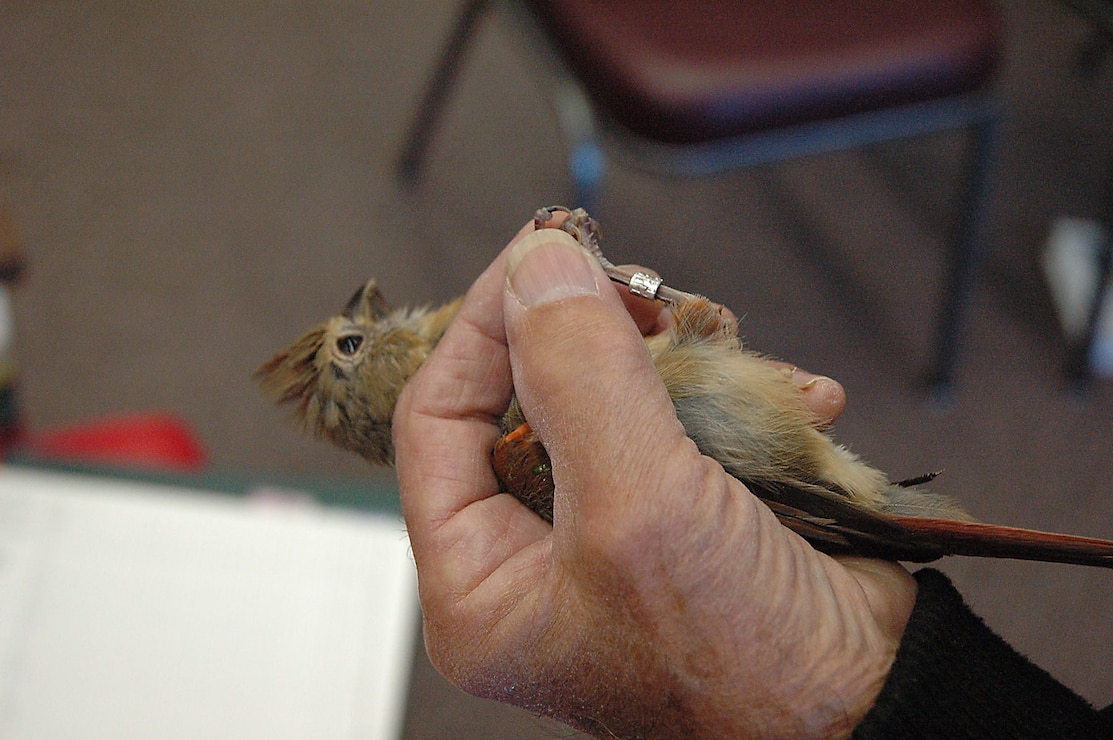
336 334 363 355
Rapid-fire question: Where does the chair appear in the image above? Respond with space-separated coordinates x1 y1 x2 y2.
1060 0 1113 386
397 0 1003 391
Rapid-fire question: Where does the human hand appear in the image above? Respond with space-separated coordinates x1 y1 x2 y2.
393 222 916 738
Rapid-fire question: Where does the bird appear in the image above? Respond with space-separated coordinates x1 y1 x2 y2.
255 206 1113 568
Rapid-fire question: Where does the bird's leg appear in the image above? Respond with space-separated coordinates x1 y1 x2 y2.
533 205 701 305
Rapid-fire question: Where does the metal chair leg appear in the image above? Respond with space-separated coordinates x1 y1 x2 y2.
396 0 492 188
1066 153 1113 388
1065 235 1113 387
928 111 998 396
551 81 606 214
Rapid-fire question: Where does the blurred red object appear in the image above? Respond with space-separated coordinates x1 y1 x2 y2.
25 412 207 472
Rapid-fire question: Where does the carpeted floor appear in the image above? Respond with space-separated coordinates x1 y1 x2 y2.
2 1 1112 736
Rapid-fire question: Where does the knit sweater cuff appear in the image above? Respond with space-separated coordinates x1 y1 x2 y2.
853 568 1102 739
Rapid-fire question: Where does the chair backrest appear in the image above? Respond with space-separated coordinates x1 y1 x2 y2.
521 0 1002 145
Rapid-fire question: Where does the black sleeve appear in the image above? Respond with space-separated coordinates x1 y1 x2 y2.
853 568 1112 739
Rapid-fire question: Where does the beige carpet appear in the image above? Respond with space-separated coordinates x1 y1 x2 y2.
2 1 1112 736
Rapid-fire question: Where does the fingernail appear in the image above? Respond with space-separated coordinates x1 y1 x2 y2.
798 376 822 391
507 230 600 307
788 367 834 393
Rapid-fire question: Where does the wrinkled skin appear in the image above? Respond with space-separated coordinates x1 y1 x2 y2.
393 219 916 738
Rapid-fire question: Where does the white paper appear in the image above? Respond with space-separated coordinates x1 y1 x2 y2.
0 467 417 739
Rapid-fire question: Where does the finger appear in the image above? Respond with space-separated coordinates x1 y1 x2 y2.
394 220 551 593
769 362 847 427
503 229 699 525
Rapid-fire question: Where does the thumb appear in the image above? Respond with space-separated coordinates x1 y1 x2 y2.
503 229 695 522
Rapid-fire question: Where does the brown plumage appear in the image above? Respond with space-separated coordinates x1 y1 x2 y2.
254 280 460 465
255 207 1113 568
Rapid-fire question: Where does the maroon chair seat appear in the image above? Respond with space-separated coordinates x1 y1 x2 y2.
525 0 1001 144
396 0 1004 390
